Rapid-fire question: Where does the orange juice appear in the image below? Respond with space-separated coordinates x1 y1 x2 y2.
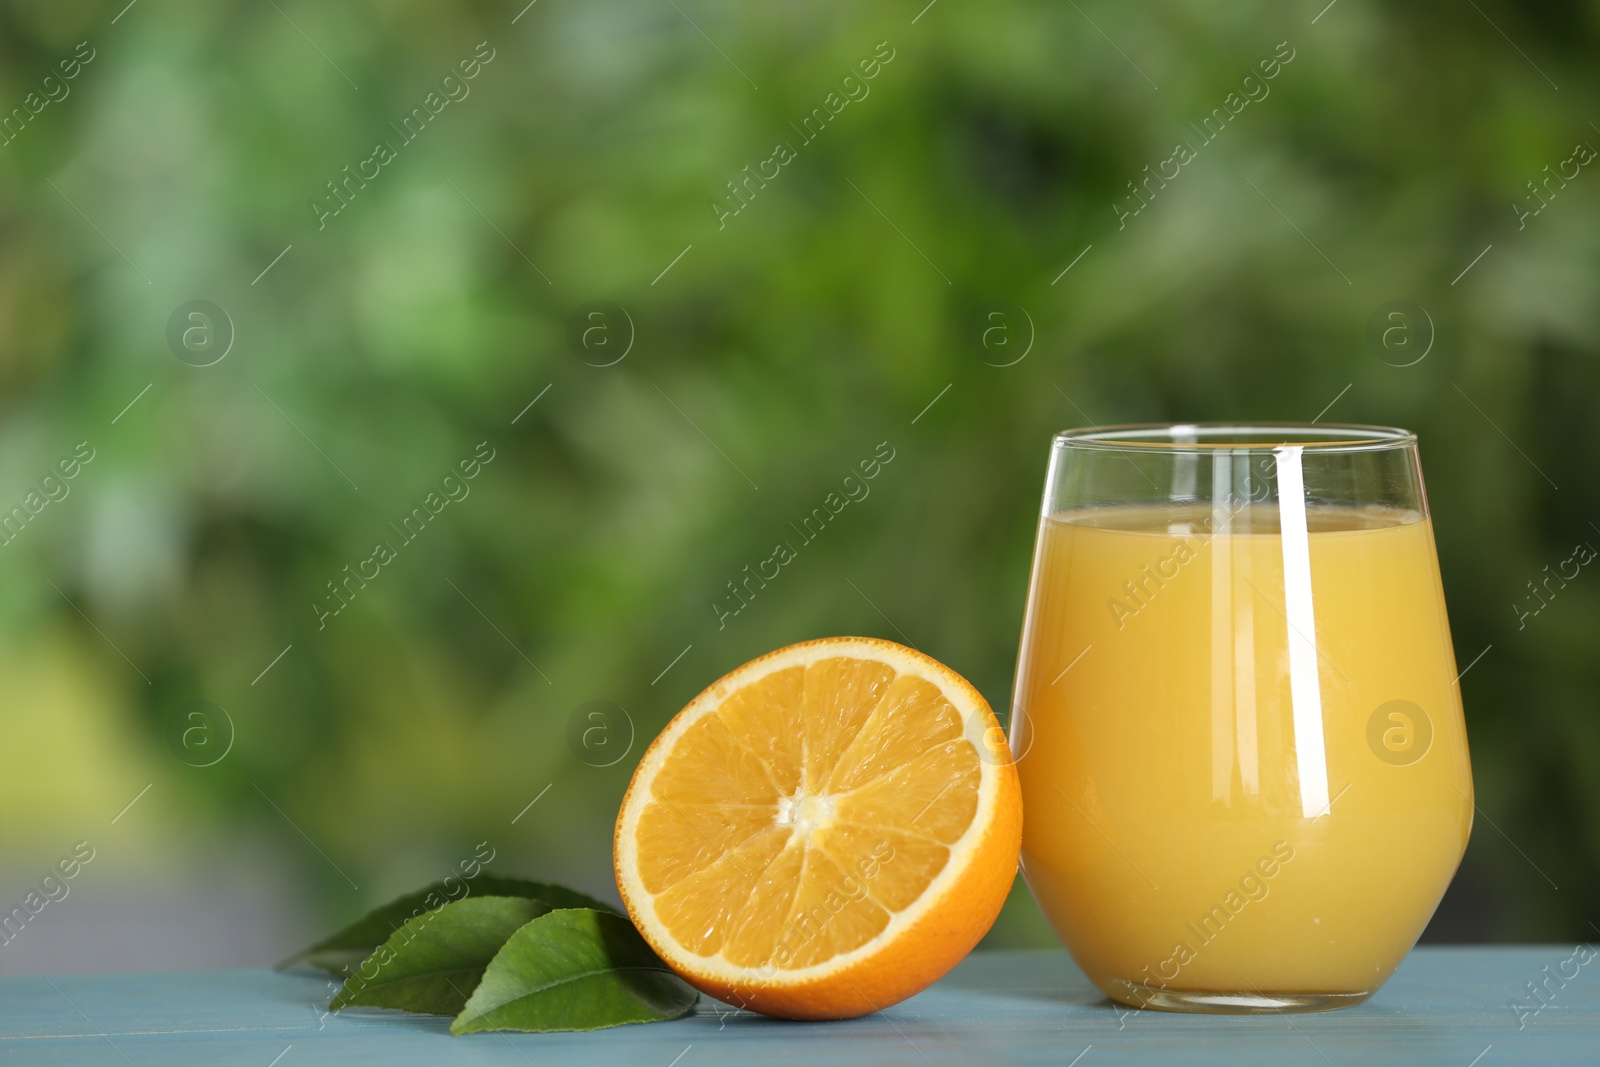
1011 503 1473 1005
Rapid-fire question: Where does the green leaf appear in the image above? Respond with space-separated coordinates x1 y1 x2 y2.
330 896 551 1016
280 874 619 975
451 909 698 1034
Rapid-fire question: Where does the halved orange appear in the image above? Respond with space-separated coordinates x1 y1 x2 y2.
613 637 1022 1019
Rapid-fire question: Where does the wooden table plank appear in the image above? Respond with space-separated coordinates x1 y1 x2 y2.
2 948 1594 1065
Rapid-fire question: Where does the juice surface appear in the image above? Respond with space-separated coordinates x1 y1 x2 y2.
1011 503 1473 998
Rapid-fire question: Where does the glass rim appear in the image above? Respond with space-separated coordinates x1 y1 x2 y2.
1053 422 1417 454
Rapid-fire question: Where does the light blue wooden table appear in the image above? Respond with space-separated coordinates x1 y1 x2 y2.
2 948 1594 1065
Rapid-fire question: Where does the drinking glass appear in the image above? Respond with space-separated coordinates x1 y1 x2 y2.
1008 424 1473 1013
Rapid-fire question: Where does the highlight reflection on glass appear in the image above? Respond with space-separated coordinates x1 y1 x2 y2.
1009 425 1474 1013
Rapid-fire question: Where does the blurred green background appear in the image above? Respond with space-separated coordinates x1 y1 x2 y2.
1 0 1596 974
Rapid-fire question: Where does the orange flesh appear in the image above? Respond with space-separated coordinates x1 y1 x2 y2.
634 657 981 970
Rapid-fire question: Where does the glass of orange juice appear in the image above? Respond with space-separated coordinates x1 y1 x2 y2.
1009 424 1474 1013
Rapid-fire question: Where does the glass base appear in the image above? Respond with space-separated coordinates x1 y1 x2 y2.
1111 981 1374 1014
